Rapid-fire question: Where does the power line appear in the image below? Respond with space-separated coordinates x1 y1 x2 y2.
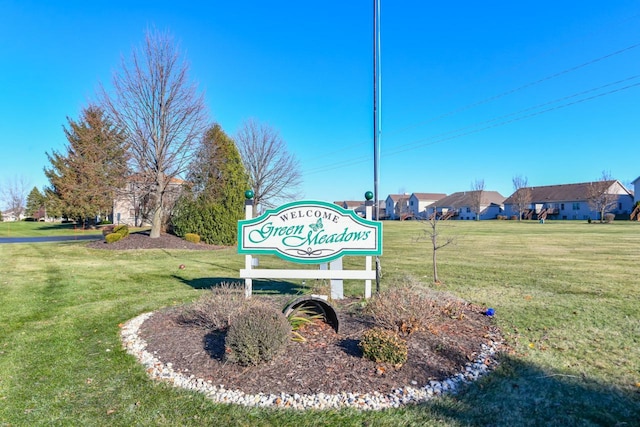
303 76 640 176
302 41 640 167
388 42 640 137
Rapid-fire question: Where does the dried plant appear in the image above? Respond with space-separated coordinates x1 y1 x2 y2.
177 282 255 331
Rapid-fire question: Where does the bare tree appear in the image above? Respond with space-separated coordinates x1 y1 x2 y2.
236 118 302 215
587 171 618 222
1 176 30 219
101 29 208 237
511 175 532 221
469 178 485 221
420 214 455 284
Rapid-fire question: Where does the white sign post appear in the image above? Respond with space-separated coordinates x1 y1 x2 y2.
238 194 382 298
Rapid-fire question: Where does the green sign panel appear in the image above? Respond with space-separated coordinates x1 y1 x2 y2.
238 200 382 264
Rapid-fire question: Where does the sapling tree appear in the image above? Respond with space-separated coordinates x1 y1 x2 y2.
419 212 455 284
511 175 532 221
469 178 485 221
587 171 617 223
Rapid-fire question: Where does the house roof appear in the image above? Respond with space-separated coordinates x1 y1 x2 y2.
427 190 505 209
386 193 410 202
503 180 631 204
410 192 447 201
342 200 365 209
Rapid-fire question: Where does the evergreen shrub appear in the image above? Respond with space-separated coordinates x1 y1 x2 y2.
105 233 123 244
113 224 129 237
359 327 408 366
184 233 201 244
225 305 291 366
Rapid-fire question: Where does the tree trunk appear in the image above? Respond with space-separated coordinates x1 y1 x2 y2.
150 189 163 238
432 247 438 283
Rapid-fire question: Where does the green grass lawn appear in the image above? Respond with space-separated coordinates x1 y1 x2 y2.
0 221 105 237
1 220 639 425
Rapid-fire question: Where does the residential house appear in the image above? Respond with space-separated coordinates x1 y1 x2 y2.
385 194 411 220
334 200 386 219
408 192 447 219
0 209 25 222
503 180 633 221
334 200 366 217
112 174 184 226
426 190 505 220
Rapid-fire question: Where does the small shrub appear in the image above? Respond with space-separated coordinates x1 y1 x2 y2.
363 276 468 334
177 282 248 331
113 224 129 237
359 327 408 366
102 225 115 236
225 305 291 366
184 233 201 244
105 233 123 244
604 213 615 223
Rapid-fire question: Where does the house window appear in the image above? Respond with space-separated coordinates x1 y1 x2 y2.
466 207 471 213
572 203 580 210
561 203 565 210
619 203 622 210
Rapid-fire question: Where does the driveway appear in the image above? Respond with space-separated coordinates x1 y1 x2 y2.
0 235 102 244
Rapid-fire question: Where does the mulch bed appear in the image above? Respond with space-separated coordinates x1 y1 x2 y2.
137 303 502 396
92 231 503 396
86 230 225 251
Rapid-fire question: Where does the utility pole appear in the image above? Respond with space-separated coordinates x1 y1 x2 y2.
373 0 382 293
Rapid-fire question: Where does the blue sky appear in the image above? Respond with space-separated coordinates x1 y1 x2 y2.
1 1 639 206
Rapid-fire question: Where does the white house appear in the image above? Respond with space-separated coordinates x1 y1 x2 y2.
408 193 447 219
426 190 505 220
385 194 411 220
503 180 633 220
0 209 25 222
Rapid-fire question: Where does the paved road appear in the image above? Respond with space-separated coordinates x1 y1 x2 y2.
0 235 102 243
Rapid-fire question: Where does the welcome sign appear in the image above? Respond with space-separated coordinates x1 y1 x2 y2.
238 200 382 264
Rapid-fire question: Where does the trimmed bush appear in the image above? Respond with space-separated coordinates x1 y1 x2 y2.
184 233 201 244
105 233 123 244
359 327 408 366
225 305 291 366
604 213 615 223
113 224 129 237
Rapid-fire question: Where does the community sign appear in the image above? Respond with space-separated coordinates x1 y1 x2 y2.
238 200 382 264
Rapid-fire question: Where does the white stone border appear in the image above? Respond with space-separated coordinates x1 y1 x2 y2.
121 312 502 410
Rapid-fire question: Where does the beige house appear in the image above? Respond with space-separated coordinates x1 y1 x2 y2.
112 175 184 226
